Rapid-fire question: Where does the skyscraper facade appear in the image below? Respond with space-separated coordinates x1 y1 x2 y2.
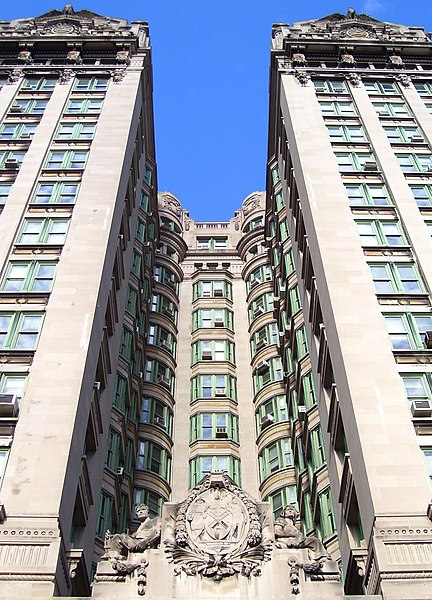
0 6 432 600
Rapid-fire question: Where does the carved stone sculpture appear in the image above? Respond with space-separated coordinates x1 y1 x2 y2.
17 50 33 64
7 69 24 84
295 70 310 86
102 503 161 560
66 49 82 64
116 50 131 65
396 74 411 88
274 505 330 562
164 472 272 580
346 72 361 86
59 69 74 84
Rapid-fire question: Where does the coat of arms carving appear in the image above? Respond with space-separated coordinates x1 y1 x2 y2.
164 472 272 580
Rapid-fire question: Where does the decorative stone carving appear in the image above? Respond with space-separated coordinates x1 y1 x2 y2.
59 69 74 84
116 50 131 65
346 72 361 86
295 70 310 86
274 505 330 562
339 53 356 67
396 74 411 87
292 53 307 67
7 69 24 84
111 69 126 84
242 193 261 216
66 49 82 64
164 472 272 580
389 55 404 68
102 503 161 561
161 193 182 217
63 3 74 15
17 50 33 64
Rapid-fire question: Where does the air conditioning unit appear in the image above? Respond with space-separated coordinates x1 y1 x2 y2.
215 387 226 397
202 351 213 360
411 399 432 417
378 110 390 116
9 106 23 113
423 165 432 173
93 381 101 391
20 133 31 139
298 405 307 422
153 416 166 429
251 278 260 288
363 161 378 171
261 414 275 429
157 375 171 388
254 306 265 318
214 318 224 327
21 85 33 90
215 426 228 438
255 360 269 374
424 331 432 349
410 134 424 143
256 339 266 350
202 291 212 298
116 467 124 477
214 289 223 297
0 394 18 417
3 159 19 170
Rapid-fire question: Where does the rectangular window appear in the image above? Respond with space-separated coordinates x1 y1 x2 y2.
355 219 405 246
96 492 113 538
0 312 44 350
196 237 228 250
56 122 96 140
384 126 422 143
65 99 103 114
372 102 411 117
364 81 398 95
32 181 80 204
313 80 347 93
318 488 336 539
45 150 88 170
0 123 37 140
421 448 432 485
414 82 432 96
74 77 109 91
22 77 56 91
1 261 57 292
335 152 375 172
384 313 432 350
0 183 12 205
10 99 48 114
17 218 70 245
369 263 423 293
0 151 26 169
0 448 10 486
326 125 367 143
396 153 432 174
319 101 356 116
344 182 390 206
189 455 240 487
410 184 432 207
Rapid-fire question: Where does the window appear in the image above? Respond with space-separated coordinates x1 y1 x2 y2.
319 101 357 116
136 440 171 482
425 221 432 237
248 293 274 323
364 81 398 95
32 181 80 204
196 237 228 250
154 265 179 293
344 182 390 206
409 184 432 207
96 492 113 538
0 123 37 140
264 486 297 518
17 218 70 245
191 374 237 401
1 261 57 292
45 150 88 170
0 373 27 398
189 455 240 487
259 439 292 482
192 280 232 300
309 426 326 471
256 396 288 432
144 358 175 393
10 99 48 114
65 99 103 114
414 82 432 96
150 293 178 323
317 488 336 539
289 285 302 315
401 374 432 406
113 373 127 412
384 313 432 350
131 250 142 277
293 325 309 361
134 488 165 517
421 448 432 485
369 263 423 293
335 152 375 172
147 324 176 355
384 126 422 143
275 191 285 212
0 447 9 486
190 413 239 442
56 122 96 140
355 219 405 246
140 396 173 435
313 80 347 93
251 323 278 354
302 372 317 409
0 183 12 205
284 249 296 277
192 340 235 364
326 125 367 143
74 77 109 92
22 77 56 91
372 102 411 117
192 308 233 330
0 151 26 168
119 327 133 360
0 312 44 350
243 216 264 233
247 265 272 291
396 153 432 174
106 428 121 471
253 357 283 392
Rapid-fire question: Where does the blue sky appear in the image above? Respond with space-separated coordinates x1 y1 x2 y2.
4 1 432 220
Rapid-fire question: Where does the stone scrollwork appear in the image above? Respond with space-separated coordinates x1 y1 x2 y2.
164 472 272 580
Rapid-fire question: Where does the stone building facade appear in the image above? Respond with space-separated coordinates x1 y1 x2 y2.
0 5 431 600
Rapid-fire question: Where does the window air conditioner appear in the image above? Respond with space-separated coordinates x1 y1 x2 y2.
9 106 23 113
3 159 19 170
116 467 124 477
202 351 213 360
202 291 212 298
20 133 31 139
214 318 224 327
424 165 432 173
213 289 224 297
0 394 18 417
410 134 424 143
378 110 390 116
255 360 269 374
261 414 275 429
153 417 166 429
256 339 266 350
254 306 265 318
363 161 378 171
298 405 307 421
411 399 432 418
157 375 170 388
215 387 226 397
215 426 228 438
424 331 432 349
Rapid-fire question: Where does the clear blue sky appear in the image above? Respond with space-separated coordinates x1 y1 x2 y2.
3 1 432 220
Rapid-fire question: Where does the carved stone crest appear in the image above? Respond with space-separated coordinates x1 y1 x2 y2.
164 472 272 580
160 193 182 217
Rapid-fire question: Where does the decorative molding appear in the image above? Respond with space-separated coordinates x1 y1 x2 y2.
111 69 126 84
346 72 361 87
164 472 272 580
395 73 411 88
295 70 310 86
7 69 24 84
59 68 74 84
